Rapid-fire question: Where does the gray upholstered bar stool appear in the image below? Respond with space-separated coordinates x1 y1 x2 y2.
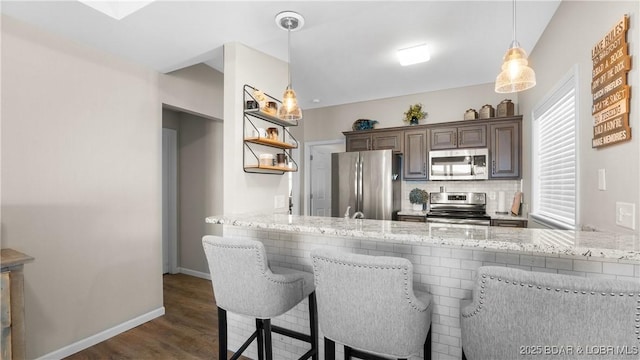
461 266 640 360
311 249 432 360
202 235 318 360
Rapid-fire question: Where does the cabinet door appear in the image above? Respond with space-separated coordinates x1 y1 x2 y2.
397 215 426 222
372 131 403 152
458 125 487 148
430 127 458 150
403 129 428 180
491 219 528 228
489 121 520 179
345 134 371 152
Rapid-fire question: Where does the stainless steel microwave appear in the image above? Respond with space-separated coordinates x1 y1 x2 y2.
428 148 489 180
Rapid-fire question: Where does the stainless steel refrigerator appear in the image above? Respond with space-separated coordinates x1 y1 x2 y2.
331 149 401 220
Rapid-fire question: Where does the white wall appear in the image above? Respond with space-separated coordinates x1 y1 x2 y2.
1 15 162 357
1 15 224 358
222 42 291 214
303 82 514 142
178 112 223 274
519 1 639 234
161 63 224 121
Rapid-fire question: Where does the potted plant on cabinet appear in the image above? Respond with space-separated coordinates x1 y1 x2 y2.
403 103 427 125
409 188 428 211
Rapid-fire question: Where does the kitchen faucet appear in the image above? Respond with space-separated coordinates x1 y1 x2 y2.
344 206 365 219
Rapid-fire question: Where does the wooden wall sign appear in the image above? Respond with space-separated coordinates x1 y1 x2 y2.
592 15 632 148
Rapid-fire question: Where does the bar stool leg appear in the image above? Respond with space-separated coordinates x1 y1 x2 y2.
218 307 228 360
263 319 273 360
324 338 336 360
256 319 265 360
309 293 319 360
424 327 432 360
344 345 352 360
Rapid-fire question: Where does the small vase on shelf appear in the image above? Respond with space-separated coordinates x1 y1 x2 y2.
410 116 419 125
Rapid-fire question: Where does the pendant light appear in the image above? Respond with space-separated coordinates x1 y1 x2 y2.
495 0 536 93
275 11 304 121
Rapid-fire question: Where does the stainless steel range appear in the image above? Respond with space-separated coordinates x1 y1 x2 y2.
427 192 491 226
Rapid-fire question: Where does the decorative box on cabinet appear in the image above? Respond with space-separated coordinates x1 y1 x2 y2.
489 119 521 179
243 85 299 174
403 128 428 180
430 125 486 150
1 249 34 360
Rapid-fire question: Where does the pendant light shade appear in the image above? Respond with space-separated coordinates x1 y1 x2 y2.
278 85 302 121
276 11 304 121
495 0 536 93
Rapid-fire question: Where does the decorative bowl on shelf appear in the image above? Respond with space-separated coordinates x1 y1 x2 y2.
352 119 379 131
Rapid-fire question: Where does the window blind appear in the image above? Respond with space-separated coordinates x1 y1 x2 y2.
532 71 577 230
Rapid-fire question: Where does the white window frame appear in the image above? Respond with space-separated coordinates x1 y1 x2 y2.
531 65 580 230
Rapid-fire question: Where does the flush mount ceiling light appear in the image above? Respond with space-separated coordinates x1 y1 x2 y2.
495 0 536 93
78 0 155 20
275 11 304 122
397 44 431 66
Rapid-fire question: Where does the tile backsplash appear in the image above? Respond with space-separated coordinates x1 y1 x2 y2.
402 180 523 215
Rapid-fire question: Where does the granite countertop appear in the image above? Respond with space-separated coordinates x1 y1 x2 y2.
206 213 640 261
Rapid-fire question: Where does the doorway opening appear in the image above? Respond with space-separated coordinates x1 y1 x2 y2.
304 140 345 216
162 105 223 278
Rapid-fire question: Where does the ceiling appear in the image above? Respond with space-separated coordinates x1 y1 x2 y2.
1 1 561 109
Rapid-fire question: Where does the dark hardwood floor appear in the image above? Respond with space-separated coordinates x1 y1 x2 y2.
65 273 247 360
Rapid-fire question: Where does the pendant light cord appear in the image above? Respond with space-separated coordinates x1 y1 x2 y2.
512 0 517 44
287 21 292 87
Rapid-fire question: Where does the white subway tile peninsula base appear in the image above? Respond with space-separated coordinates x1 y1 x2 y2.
206 214 640 360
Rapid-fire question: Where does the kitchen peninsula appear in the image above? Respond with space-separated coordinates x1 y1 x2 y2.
206 213 640 360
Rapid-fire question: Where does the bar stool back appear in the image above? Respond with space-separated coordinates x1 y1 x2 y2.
203 235 318 360
311 249 432 360
461 266 640 360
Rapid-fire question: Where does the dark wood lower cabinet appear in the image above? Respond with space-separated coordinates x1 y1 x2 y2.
397 215 427 222
490 219 528 228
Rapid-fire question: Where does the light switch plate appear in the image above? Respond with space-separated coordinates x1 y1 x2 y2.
615 202 635 230
597 169 606 190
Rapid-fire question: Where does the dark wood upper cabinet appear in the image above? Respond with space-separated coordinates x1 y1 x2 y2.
430 125 486 150
345 133 372 152
489 120 521 179
372 131 403 152
430 127 457 150
403 128 428 180
343 116 522 180
458 125 487 148
345 131 403 152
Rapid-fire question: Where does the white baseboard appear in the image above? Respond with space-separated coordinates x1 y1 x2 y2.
35 307 165 360
178 267 211 280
